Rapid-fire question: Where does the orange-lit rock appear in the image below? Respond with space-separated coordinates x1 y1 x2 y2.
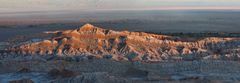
3 24 240 61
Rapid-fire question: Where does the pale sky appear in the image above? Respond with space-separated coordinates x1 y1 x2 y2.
1 0 240 12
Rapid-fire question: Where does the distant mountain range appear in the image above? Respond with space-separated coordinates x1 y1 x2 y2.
1 24 240 61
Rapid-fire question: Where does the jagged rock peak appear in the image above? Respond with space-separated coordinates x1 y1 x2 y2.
77 23 103 32
82 23 95 28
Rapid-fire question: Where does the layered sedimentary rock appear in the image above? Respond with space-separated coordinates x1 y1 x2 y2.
1 24 240 61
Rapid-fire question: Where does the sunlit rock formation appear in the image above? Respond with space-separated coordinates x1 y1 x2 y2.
1 24 240 61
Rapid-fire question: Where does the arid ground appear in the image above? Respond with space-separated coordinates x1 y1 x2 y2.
0 10 240 83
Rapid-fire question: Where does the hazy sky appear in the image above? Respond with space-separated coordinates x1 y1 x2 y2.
1 0 240 12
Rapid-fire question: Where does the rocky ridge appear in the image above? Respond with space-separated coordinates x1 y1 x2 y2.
1 24 240 61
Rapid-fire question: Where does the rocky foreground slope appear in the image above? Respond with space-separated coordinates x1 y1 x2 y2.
1 24 240 61
1 59 240 83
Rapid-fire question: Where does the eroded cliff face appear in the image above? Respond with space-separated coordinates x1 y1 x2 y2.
2 24 240 61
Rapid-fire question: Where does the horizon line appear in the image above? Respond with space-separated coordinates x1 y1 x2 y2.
1 6 240 14
96 6 240 11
